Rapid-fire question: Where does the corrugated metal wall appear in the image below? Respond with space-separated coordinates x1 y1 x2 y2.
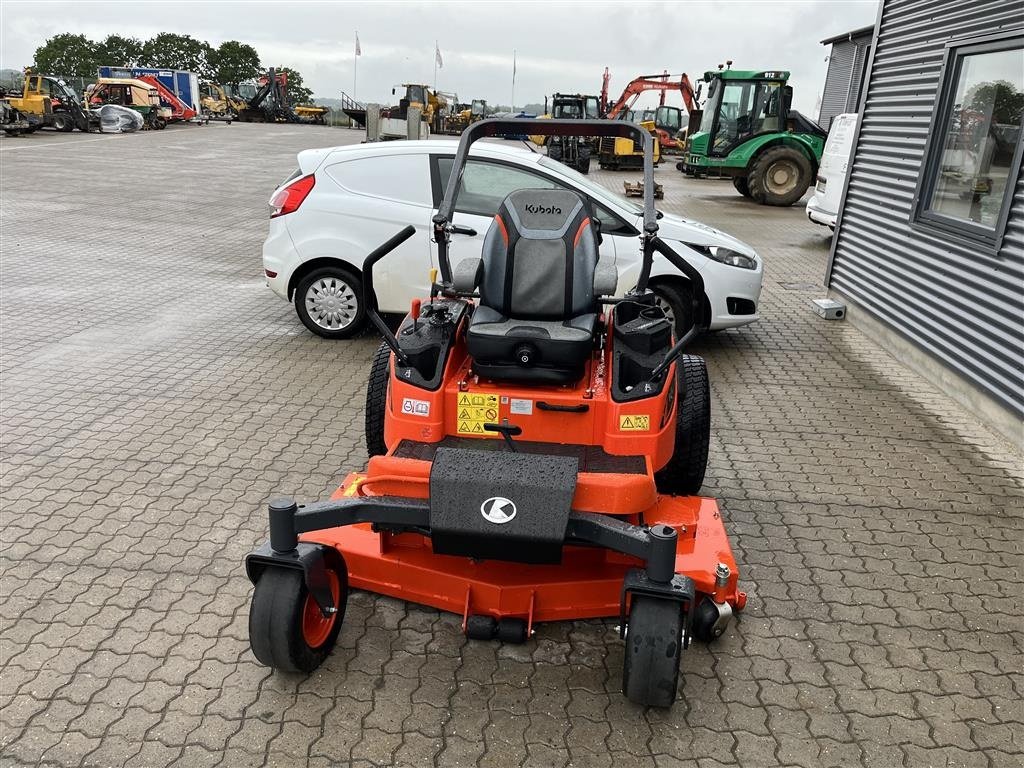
828 0 1024 418
819 40 855 129
847 44 871 112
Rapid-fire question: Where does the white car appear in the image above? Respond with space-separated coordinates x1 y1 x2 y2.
806 113 858 230
263 140 763 339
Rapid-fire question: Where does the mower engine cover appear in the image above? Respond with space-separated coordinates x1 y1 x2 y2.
428 448 577 563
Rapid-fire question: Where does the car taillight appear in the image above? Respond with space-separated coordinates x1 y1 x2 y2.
269 174 315 218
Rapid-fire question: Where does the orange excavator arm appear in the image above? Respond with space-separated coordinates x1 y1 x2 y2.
604 72 697 120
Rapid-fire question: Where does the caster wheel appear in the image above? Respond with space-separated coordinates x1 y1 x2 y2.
622 596 684 708
691 596 732 643
496 618 528 644
465 614 497 640
249 555 348 672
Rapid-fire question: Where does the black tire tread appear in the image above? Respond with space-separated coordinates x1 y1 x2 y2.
746 145 812 206
655 355 711 495
365 341 391 457
249 562 346 673
622 596 684 707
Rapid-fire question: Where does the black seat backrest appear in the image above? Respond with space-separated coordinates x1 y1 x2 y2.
479 189 598 320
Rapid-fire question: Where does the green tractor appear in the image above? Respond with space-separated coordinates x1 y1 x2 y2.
681 69 826 206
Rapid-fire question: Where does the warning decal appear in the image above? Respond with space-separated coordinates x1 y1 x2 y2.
457 392 500 435
619 414 651 431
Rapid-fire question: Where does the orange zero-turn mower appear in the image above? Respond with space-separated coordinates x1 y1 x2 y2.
245 118 745 707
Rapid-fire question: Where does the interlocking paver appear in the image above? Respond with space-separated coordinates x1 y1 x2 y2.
2 124 1022 767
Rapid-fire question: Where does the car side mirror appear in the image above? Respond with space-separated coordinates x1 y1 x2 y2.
391 87 396 96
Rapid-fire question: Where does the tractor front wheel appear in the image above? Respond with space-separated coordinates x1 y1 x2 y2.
747 146 812 206
52 113 74 132
655 354 710 495
249 558 348 673
622 596 685 707
732 176 752 198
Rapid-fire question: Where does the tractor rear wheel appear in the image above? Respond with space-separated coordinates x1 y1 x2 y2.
622 595 685 707
249 558 348 672
747 146 812 206
365 341 391 458
732 176 752 198
655 355 710 495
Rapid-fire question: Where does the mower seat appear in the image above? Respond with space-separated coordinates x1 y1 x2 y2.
461 189 608 384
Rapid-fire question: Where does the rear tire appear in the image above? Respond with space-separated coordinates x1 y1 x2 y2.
622 596 684 707
294 266 366 339
747 146 812 206
732 176 752 198
249 559 348 673
655 355 711 495
365 341 391 457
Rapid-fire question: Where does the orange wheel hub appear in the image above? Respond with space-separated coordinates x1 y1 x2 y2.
301 570 340 648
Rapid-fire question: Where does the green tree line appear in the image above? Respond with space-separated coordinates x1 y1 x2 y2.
31 32 314 104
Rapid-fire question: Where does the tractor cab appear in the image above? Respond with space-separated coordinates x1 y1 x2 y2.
694 69 789 155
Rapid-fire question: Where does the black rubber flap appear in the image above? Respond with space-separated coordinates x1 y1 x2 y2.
429 447 578 564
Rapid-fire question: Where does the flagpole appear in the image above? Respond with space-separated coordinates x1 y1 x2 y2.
433 40 437 90
353 31 358 101
511 49 516 111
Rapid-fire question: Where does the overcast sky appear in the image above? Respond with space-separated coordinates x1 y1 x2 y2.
1 0 878 115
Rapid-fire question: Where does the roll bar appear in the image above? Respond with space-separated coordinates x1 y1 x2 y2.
433 118 659 286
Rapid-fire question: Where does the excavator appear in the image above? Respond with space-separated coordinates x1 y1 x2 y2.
238 69 296 122
598 70 699 168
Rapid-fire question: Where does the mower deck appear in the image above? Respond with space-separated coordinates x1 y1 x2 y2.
299 471 745 626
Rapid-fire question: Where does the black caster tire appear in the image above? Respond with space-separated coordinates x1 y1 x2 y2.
622 596 684 708
249 557 348 673
465 614 497 640
691 597 728 643
496 617 528 643
655 354 711 496
364 341 391 457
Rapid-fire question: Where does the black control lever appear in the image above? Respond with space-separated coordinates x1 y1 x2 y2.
450 224 477 236
483 422 521 452
362 225 417 366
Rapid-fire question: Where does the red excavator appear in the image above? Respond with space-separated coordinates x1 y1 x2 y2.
602 70 699 152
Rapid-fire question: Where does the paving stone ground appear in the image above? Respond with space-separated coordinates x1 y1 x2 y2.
1 124 1021 768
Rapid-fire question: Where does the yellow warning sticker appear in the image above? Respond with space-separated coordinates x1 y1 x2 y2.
456 392 500 435
619 414 651 431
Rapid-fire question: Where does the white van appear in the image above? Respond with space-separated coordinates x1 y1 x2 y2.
806 113 858 230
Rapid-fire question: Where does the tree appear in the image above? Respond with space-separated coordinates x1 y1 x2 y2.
211 41 261 87
96 35 143 68
32 33 98 77
276 66 313 105
967 80 1024 124
141 33 214 77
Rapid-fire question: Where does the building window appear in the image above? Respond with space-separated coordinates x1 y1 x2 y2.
915 32 1024 248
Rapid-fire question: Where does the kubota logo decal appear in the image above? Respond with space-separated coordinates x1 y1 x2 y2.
480 496 517 524
524 204 562 215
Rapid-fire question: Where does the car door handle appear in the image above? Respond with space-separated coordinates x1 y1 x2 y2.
450 225 478 236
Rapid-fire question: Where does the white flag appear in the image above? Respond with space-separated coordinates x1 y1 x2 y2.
435 43 443 69
355 33 362 56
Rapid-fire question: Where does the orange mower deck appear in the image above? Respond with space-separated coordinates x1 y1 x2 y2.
305 471 745 628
